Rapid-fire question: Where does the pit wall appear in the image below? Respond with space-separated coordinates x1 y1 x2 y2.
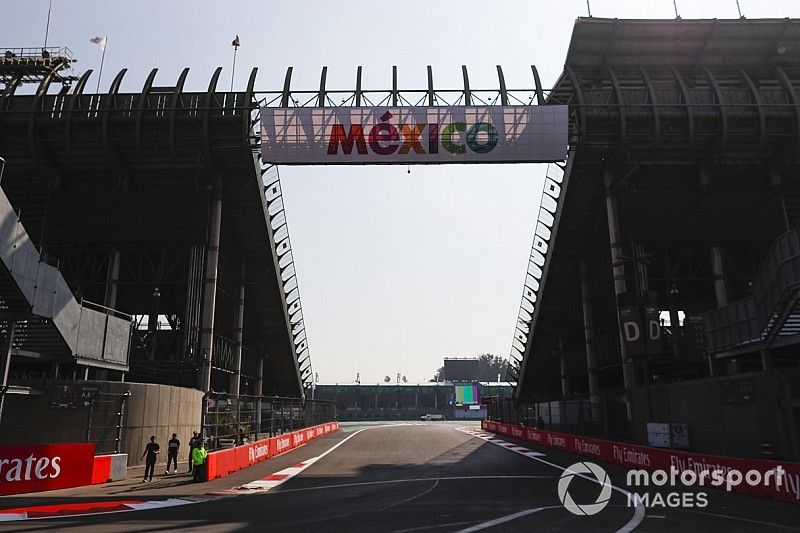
206 421 339 481
481 420 800 505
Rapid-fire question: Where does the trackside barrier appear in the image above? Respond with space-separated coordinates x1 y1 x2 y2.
205 421 340 481
90 453 128 484
482 420 800 505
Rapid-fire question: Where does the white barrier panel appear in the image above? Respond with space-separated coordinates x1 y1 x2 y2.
261 106 568 164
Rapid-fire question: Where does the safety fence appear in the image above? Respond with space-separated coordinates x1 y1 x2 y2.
481 420 800 505
201 391 336 451
486 392 632 442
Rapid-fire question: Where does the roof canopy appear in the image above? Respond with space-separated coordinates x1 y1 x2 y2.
565 17 800 72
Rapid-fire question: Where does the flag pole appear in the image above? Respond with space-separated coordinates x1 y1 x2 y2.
96 38 107 94
44 0 53 49
230 44 238 91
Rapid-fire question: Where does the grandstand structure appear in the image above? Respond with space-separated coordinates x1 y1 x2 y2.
0 59 311 398
507 17 800 456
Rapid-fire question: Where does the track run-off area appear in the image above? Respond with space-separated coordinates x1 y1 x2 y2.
1 422 799 532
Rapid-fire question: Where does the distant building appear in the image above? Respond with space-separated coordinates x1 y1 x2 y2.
313 381 513 421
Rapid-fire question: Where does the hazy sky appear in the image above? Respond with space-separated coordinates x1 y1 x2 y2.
6 0 799 384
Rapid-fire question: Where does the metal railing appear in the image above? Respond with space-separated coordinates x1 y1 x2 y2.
486 391 631 442
201 391 336 451
704 227 800 353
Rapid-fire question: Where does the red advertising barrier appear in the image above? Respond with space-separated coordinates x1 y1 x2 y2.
0 443 96 496
90 455 112 484
481 420 800 504
206 421 340 481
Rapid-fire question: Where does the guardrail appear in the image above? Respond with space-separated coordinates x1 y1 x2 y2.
201 391 336 451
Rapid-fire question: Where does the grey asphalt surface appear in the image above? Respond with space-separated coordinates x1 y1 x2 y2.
2 421 800 532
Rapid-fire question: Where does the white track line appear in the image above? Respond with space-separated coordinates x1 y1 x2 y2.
237 423 413 491
456 427 646 533
458 506 563 533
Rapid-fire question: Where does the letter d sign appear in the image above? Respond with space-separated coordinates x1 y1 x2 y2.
623 321 640 342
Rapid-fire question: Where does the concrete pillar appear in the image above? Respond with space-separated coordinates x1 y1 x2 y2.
230 265 245 397
709 245 729 308
580 259 600 399
604 170 636 409
200 194 222 392
104 249 120 309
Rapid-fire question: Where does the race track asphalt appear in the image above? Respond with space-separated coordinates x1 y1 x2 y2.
2 421 799 532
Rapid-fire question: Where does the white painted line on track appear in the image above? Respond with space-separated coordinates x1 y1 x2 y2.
236 423 415 492
457 506 563 533
456 427 646 533
258 475 557 495
124 498 195 511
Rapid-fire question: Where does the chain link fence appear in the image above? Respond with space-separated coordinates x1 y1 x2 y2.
201 391 337 451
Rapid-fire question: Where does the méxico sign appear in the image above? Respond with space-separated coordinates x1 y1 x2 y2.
260 106 568 164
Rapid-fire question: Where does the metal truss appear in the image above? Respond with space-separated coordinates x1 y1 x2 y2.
256 65 548 109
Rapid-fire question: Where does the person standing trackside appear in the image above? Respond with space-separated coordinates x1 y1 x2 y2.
166 433 180 474
192 439 208 483
141 435 160 482
188 431 199 473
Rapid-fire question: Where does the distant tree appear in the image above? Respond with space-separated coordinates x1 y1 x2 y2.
383 375 391 383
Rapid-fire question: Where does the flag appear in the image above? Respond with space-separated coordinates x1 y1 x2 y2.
231 35 240 48
89 36 107 52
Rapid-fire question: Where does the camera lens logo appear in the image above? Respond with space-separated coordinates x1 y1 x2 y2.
558 462 613 516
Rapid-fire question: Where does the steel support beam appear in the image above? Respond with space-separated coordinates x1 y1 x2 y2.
497 65 508 106
558 339 569 395
709 245 729 308
606 66 626 147
773 65 800 151
200 193 222 392
135 68 159 153
317 66 327 107
670 66 695 146
462 65 471 106
565 66 586 135
702 67 728 150
392 66 398 106
604 170 635 417
104 248 121 309
531 65 544 105
355 66 363 107
281 67 293 107
230 265 245 397
580 258 600 399
169 67 190 156
426 66 434 106
639 67 660 146
737 67 765 154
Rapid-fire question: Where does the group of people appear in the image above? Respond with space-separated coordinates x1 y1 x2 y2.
140 431 208 483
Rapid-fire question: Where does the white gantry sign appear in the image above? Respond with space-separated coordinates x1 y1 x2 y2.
260 106 568 164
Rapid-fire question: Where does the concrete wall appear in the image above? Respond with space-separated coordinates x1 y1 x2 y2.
631 370 800 461
0 380 203 466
